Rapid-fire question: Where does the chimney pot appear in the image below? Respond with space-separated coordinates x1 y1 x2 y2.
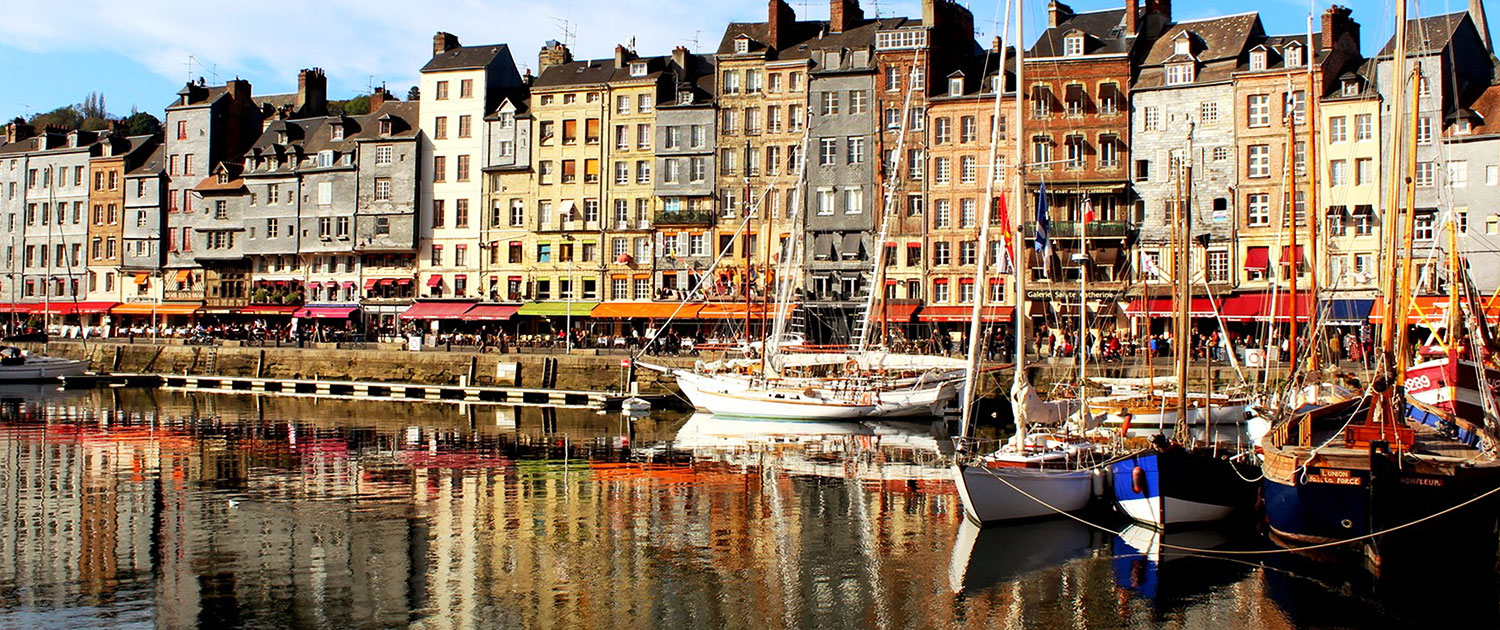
433 32 461 57
830 0 864 33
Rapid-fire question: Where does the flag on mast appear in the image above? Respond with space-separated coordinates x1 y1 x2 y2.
1035 180 1052 278
1081 195 1095 224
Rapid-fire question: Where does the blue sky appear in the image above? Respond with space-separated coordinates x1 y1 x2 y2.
0 0 1491 122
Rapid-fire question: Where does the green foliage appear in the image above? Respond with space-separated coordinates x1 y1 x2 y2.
330 95 371 116
29 105 83 131
121 111 162 136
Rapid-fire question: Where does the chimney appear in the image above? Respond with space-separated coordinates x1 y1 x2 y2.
1144 0 1170 25
296 68 328 117
672 46 689 71
1125 0 1139 35
1320 5 1360 52
3 119 33 144
433 32 461 57
538 40 573 73
369 87 396 112
830 0 864 33
768 0 797 50
615 44 629 69
225 78 251 101
1048 1 1074 28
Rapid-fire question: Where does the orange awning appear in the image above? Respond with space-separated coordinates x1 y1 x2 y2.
172 270 191 283
133 273 149 285
110 303 201 316
697 303 791 319
590 302 704 319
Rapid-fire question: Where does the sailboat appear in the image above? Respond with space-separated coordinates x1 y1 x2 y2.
640 86 967 421
1105 123 1259 529
951 0 1108 526
1260 0 1500 566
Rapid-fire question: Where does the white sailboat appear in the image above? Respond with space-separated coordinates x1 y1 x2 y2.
950 0 1105 526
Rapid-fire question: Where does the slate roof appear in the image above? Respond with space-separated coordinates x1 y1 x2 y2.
533 55 664 89
1378 12 1470 57
166 83 229 110
126 144 166 177
422 44 512 72
1457 82 1500 134
243 100 420 174
1142 13 1261 67
1029 9 1130 57
716 17 900 64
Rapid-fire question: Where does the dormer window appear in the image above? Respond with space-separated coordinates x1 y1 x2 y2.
734 36 750 55
949 77 964 96
317 150 334 167
379 119 393 135
276 131 288 145
1285 45 1302 68
630 62 647 77
216 170 230 184
331 124 345 141
989 75 1002 92
1174 36 1191 56
1249 50 1267 71
1457 118 1473 134
1342 79 1360 96
1064 34 1084 57
677 90 693 105
1165 63 1195 86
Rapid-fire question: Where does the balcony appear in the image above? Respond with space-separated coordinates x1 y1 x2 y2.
1022 221 1134 239
652 208 716 227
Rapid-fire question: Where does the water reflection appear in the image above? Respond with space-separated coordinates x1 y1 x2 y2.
0 389 1494 630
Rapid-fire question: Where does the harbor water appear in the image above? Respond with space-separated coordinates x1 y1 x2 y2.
0 387 1495 629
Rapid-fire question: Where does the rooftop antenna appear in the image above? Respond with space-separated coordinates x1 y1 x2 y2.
550 17 577 49
367 75 379 94
208 63 219 84
183 55 198 82
682 30 702 51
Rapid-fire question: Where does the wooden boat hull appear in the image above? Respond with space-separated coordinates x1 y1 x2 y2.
1089 399 1251 440
1263 444 1500 563
1110 448 1259 529
953 463 1098 525
1404 356 1499 445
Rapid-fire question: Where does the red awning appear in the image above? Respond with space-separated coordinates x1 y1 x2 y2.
400 301 476 319
872 301 921 322
1219 292 1315 322
1280 245 1306 263
29 302 118 316
461 304 521 321
0 304 28 313
236 305 301 316
1124 298 1219 318
425 275 443 288
1244 247 1269 270
396 278 412 286
363 278 379 290
917 305 1016 323
293 306 359 319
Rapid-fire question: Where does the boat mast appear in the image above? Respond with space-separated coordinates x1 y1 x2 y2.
1396 65 1423 382
1304 11 1321 373
856 53 922 354
766 117 815 366
960 0 1015 439
1375 0 1411 426
1173 123 1194 444
1286 101 1300 374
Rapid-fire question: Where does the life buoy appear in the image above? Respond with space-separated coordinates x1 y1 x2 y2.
844 360 860 373
1131 465 1148 494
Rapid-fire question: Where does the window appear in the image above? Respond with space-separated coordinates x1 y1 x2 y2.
1449 160 1469 187
214 199 228 219
455 199 470 227
933 280 949 303
637 124 652 149
819 138 837 165
375 145 393 165
933 242 952 266
1207 251 1229 283
1416 162 1437 186
638 94 653 113
949 77 964 96
1250 50 1267 71
457 155 470 181
433 155 447 182
933 199 951 228
907 194 924 217
1329 159 1347 186
1064 35 1084 57
1165 63 1194 85
1099 135 1118 167
935 157 951 184
1142 106 1160 131
1356 114 1372 141
960 116 977 143
843 188 862 214
960 156 978 182
821 91 840 116
1247 193 1270 226
722 70 741 95
846 137 865 164
959 199 976 228
1064 136 1085 169
1247 145 1270 178
1284 45 1302 68
908 149 924 180
1414 211 1436 240
434 116 448 139
1247 95 1270 127
456 115 471 138
1329 116 1347 142
1490 217 1500 236
1489 165 1500 186
1032 87 1052 118
432 199 446 228
435 81 449 100
176 120 188 140
1355 158 1372 186
336 216 350 238
1031 136 1052 167
849 90 867 114
816 189 835 215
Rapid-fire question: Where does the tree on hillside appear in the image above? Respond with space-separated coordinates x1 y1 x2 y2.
121 110 161 136
329 95 370 116
29 106 83 131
